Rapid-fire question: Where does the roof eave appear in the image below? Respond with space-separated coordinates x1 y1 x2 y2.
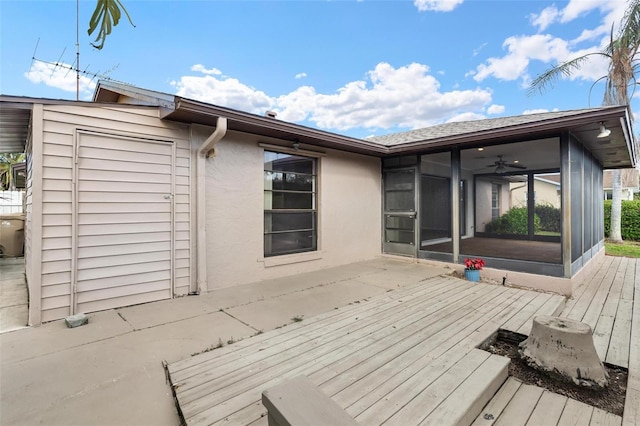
386 106 632 155
171 98 388 156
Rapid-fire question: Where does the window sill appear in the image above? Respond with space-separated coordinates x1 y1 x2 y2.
262 251 323 268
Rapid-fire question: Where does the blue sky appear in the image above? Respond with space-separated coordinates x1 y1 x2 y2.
1 0 637 139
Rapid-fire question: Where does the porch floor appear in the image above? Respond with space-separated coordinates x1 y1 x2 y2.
424 237 562 264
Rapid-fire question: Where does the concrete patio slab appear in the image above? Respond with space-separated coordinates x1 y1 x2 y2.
224 279 390 331
1 311 254 426
0 258 27 333
0 309 133 364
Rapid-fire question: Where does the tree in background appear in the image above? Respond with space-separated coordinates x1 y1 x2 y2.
0 153 26 190
529 0 640 243
88 0 134 50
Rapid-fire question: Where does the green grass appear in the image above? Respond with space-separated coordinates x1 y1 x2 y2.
605 240 640 258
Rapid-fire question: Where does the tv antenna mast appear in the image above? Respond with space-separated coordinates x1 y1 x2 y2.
29 0 123 100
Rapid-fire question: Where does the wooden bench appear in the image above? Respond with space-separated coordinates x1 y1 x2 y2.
262 375 359 426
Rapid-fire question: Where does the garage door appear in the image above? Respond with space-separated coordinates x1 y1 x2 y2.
74 132 174 314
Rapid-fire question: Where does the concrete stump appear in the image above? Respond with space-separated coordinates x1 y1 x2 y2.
518 315 608 388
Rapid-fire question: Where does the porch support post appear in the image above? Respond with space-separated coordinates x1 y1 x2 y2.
560 132 572 278
451 148 460 263
527 173 535 239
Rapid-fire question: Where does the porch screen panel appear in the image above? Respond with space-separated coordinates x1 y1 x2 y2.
570 139 583 262
384 170 415 211
420 175 451 240
596 165 604 242
419 152 452 253
534 173 561 237
383 169 415 244
584 154 593 250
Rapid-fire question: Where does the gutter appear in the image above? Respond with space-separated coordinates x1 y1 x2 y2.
195 117 228 293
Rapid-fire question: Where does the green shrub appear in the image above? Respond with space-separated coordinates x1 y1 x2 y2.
534 204 561 233
604 200 640 241
486 207 540 235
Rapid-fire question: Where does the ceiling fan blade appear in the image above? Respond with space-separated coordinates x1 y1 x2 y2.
507 164 527 169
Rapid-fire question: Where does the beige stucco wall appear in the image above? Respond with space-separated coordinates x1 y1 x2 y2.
203 130 382 290
475 177 510 232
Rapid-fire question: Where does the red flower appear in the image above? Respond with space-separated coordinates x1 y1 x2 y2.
464 258 485 270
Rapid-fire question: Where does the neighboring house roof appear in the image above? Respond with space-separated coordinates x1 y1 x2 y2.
1 80 637 169
602 168 640 190
534 176 561 187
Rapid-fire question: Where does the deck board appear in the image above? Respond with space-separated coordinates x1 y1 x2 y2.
525 390 567 425
471 377 522 426
493 383 543 426
622 259 640 426
556 398 594 425
562 256 614 320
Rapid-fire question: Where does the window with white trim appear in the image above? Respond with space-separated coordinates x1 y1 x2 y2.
264 151 317 257
491 183 500 220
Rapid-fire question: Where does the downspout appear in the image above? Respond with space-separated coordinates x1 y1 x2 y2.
196 117 228 293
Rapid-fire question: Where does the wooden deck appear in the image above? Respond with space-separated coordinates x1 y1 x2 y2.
168 273 565 425
473 377 623 426
167 256 639 426
476 256 639 426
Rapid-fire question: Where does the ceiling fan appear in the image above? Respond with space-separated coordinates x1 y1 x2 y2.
486 155 527 174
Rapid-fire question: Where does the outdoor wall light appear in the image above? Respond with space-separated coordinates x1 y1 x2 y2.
292 140 300 150
597 122 611 139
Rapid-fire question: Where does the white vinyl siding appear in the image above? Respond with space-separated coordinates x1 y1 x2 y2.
33 104 191 323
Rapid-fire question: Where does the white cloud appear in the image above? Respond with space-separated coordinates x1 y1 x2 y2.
487 104 505 115
413 0 463 12
530 5 559 32
472 43 487 57
475 0 630 92
472 33 610 86
25 61 96 99
295 72 307 79
173 62 493 132
560 0 607 23
170 74 273 113
277 62 492 130
473 34 572 82
446 112 485 122
190 64 222 75
522 108 559 115
530 0 624 40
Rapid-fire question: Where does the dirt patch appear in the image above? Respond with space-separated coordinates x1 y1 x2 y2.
482 331 627 416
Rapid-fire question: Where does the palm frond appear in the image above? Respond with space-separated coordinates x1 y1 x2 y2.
527 54 603 96
88 0 135 50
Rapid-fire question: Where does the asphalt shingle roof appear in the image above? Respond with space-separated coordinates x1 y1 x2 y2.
367 108 605 146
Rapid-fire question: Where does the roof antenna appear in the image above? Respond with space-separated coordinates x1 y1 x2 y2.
76 0 80 100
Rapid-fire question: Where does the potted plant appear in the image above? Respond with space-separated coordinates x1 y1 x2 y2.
464 258 485 282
